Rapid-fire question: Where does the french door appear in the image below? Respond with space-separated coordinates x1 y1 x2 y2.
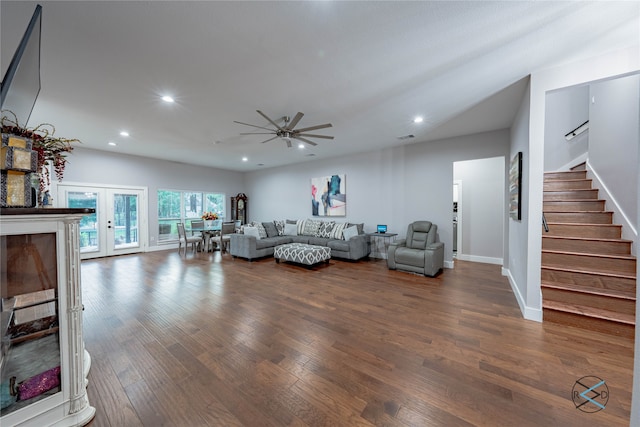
58 184 147 259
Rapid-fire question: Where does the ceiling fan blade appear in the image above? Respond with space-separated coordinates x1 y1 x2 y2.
294 123 332 133
260 135 280 144
286 112 304 130
233 120 275 131
295 136 318 146
296 133 334 139
240 132 276 135
256 110 284 131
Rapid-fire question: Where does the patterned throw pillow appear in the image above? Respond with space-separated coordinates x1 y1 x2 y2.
331 222 347 240
251 221 268 239
274 220 286 236
316 221 335 238
302 219 321 236
243 226 260 240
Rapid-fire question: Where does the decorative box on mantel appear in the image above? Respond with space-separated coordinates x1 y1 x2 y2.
1 208 96 427
1 134 37 208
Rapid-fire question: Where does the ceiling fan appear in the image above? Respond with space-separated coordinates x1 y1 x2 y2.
234 110 333 147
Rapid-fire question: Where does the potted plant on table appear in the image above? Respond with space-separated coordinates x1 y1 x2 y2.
201 211 219 226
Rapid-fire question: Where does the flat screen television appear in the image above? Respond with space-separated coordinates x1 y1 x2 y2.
0 4 42 127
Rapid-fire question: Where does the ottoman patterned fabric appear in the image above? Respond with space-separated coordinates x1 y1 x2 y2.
274 243 331 266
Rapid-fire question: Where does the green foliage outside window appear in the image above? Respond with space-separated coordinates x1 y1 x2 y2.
157 190 224 241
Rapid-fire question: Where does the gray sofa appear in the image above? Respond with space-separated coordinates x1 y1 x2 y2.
230 220 370 261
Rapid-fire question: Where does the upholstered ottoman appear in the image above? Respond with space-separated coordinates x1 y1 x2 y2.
274 243 331 266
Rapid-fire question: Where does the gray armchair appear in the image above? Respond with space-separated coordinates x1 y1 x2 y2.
387 221 444 276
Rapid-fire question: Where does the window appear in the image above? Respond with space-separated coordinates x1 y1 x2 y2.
158 190 225 242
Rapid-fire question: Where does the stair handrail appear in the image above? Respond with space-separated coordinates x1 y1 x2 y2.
542 213 549 233
564 120 589 141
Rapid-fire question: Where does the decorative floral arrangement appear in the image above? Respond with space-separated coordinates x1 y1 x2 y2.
1 110 80 196
201 211 219 220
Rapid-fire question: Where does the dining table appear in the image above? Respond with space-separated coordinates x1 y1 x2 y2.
190 223 221 252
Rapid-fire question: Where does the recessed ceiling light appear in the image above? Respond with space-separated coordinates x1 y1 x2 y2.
108 141 117 146
413 116 424 123
161 95 174 103
120 131 129 137
242 157 248 162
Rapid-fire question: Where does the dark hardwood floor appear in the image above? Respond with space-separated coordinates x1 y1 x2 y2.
81 250 634 426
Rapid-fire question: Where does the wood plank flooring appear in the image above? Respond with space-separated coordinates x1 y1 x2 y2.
81 250 634 426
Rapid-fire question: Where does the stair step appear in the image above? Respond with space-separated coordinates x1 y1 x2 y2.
543 179 593 191
542 236 632 255
544 170 587 180
541 282 636 316
542 250 636 276
541 267 636 295
543 189 599 201
543 200 606 211
542 279 636 299
543 223 621 239
543 304 635 338
543 211 613 224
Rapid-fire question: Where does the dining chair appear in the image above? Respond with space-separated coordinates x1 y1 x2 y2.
190 219 207 249
210 221 236 253
177 222 201 254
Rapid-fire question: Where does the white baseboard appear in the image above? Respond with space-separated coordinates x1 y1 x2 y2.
148 243 178 252
455 254 503 265
444 260 454 269
504 268 542 322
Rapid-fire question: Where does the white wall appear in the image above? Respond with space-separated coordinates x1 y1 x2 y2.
508 79 535 320
588 73 639 239
453 156 505 264
526 46 639 423
544 85 590 171
245 129 510 267
60 147 245 248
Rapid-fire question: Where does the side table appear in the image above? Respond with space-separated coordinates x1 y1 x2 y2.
366 232 398 259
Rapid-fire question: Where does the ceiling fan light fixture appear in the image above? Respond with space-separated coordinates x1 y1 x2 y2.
235 110 333 148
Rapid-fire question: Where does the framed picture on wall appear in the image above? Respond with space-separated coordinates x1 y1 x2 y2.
509 152 522 220
311 174 346 216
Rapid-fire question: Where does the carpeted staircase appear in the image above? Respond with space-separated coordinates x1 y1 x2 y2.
541 168 636 338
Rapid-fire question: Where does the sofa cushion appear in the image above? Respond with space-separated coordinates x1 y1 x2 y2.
284 223 298 236
347 222 364 235
343 225 359 241
274 220 285 236
307 236 331 246
256 236 289 249
244 226 260 240
330 222 346 240
250 222 268 238
262 221 279 238
302 219 321 236
316 221 335 238
327 239 350 251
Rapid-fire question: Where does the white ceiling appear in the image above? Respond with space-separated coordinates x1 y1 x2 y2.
2 1 638 172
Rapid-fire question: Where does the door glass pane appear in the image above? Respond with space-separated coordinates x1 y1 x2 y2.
68 191 98 253
113 193 139 250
